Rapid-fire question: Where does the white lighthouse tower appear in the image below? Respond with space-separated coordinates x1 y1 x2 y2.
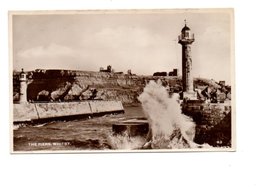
19 68 28 103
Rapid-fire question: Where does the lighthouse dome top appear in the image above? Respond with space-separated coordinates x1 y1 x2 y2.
178 20 194 45
181 24 190 32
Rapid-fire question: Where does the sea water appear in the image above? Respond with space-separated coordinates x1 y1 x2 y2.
13 80 211 151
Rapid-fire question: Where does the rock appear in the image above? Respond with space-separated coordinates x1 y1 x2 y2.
37 90 50 101
51 82 72 101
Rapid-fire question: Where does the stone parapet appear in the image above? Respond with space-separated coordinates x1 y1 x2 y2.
89 100 124 114
13 103 38 122
13 100 124 123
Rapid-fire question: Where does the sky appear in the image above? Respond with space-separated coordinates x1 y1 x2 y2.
12 9 233 84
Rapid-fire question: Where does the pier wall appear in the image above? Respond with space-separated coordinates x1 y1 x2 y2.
13 103 38 122
182 101 231 126
13 101 124 123
89 100 124 114
182 101 232 146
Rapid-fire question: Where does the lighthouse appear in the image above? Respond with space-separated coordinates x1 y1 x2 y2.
19 68 28 103
178 20 196 99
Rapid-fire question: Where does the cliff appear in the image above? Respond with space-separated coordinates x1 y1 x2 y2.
13 69 230 105
13 69 182 105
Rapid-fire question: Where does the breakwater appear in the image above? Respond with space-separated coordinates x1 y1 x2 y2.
13 100 124 123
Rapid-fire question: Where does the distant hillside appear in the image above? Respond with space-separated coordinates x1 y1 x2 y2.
13 69 227 105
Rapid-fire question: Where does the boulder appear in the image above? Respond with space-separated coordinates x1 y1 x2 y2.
37 90 50 101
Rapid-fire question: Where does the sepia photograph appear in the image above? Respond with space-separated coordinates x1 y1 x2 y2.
10 9 235 153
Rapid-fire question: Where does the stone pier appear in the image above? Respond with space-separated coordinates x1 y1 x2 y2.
13 100 124 123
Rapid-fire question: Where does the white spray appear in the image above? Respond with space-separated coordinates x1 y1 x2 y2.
138 80 201 149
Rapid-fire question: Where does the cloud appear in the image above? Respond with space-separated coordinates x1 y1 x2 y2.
18 43 78 59
15 43 86 71
14 23 231 84
15 26 179 75
93 26 157 48
192 25 231 83
78 26 176 74
200 26 229 49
